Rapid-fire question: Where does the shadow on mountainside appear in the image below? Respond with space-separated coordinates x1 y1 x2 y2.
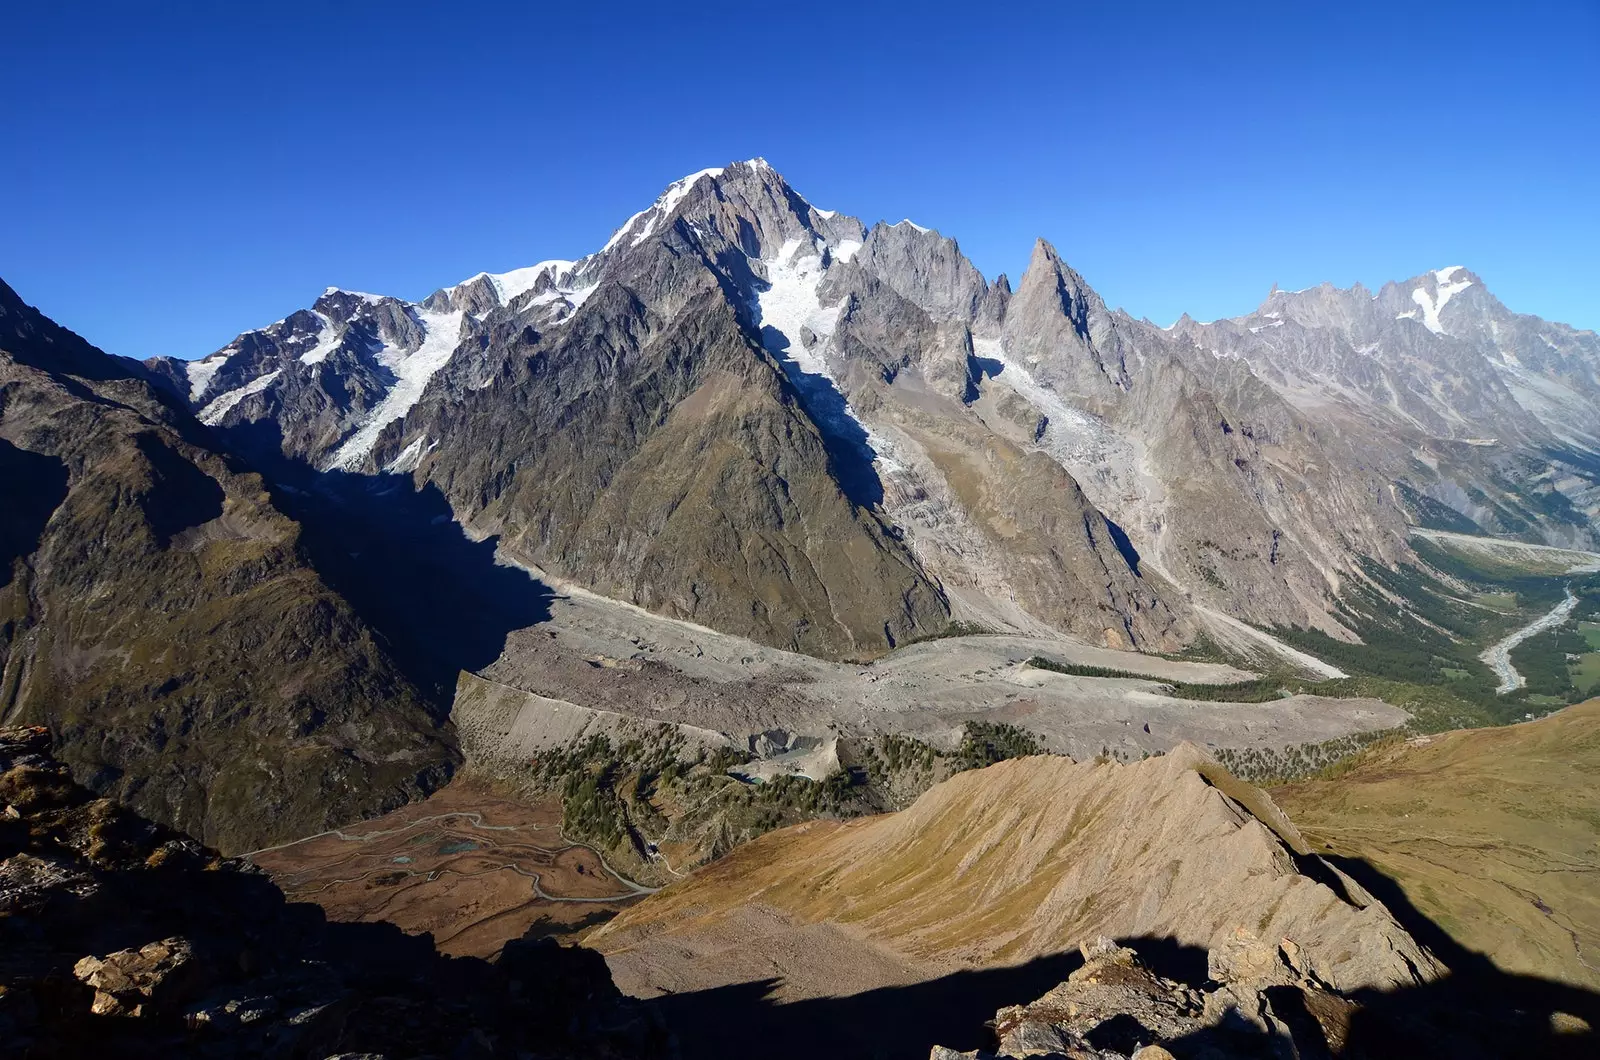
261 463 556 711
760 325 886 511
645 948 1090 1060
0 438 68 588
1324 852 1600 1059
646 910 1599 1060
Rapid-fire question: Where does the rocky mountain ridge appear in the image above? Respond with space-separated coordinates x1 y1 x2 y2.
593 745 1441 995
1170 266 1600 548
590 739 1598 1058
145 159 1600 662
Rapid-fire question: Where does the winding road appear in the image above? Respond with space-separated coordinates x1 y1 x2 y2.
1480 587 1579 694
247 809 659 900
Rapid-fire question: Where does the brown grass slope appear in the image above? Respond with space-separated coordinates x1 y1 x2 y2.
1274 699 1600 990
0 279 456 853
591 745 1439 996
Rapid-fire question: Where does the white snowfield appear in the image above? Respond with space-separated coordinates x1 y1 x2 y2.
326 310 464 471
755 237 845 373
600 167 725 255
752 234 897 459
298 312 341 365
459 259 576 305
184 352 228 401
1403 265 1472 335
199 369 281 426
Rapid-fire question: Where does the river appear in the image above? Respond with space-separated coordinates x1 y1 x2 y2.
1480 587 1579 694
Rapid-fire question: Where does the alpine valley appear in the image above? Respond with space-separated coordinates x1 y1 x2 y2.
5 159 1600 1059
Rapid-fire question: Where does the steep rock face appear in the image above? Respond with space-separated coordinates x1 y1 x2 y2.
978 241 1414 635
1001 240 1130 405
143 162 1201 656
0 280 455 854
413 278 948 658
817 252 1190 649
593 746 1441 995
848 219 992 323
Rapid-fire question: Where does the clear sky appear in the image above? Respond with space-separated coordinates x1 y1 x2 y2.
5 1 1596 359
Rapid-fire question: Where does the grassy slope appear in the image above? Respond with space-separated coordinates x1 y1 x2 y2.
1273 700 1600 989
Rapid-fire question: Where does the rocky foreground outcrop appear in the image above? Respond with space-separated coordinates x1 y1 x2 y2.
0 726 659 1058
930 934 1364 1060
929 931 1598 1060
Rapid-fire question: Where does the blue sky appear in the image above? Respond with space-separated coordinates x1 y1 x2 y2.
5 1 1596 359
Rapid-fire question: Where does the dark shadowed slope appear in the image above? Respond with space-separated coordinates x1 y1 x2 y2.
0 279 456 853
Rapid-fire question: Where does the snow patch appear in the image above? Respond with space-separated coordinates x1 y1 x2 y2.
451 259 595 322
832 239 862 264
893 219 930 234
198 369 281 426
326 309 465 471
298 312 342 365
814 208 837 219
755 237 845 378
184 352 231 402
458 260 577 304
385 435 437 474
753 237 899 465
323 287 385 304
1406 267 1473 335
1249 320 1285 333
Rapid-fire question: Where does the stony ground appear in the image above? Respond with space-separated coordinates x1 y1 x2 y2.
479 555 1405 762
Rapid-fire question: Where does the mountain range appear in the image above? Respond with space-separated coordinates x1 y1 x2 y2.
139 159 1599 659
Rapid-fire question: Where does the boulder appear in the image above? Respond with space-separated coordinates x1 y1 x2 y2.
73 937 208 1017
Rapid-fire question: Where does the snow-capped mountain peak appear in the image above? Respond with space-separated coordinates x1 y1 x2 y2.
597 166 727 255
